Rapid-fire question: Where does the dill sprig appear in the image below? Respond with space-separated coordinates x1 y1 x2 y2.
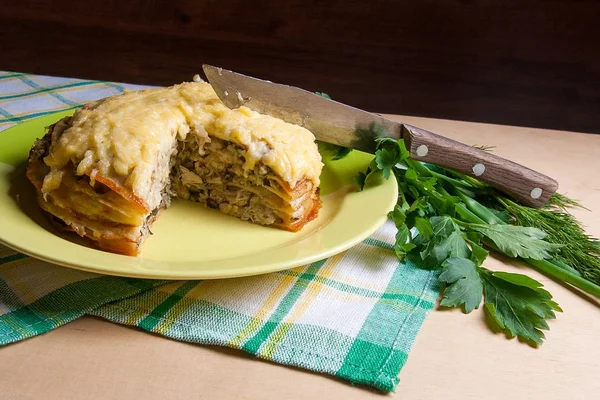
497 196 600 285
547 192 587 210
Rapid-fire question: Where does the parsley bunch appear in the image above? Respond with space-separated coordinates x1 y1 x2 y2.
353 137 600 345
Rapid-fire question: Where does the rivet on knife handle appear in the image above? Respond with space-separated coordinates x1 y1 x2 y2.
401 124 559 208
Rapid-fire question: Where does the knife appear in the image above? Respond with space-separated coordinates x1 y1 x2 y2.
202 65 558 208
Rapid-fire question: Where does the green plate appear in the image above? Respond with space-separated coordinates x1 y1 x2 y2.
0 110 398 280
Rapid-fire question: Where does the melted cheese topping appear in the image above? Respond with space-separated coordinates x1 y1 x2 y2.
42 82 323 207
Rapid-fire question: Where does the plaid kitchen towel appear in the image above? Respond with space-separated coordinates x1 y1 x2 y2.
0 71 441 392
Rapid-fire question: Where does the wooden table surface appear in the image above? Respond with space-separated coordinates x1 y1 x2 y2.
1 115 599 400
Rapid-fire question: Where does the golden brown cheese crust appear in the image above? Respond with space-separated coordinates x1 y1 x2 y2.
26 83 324 256
41 82 323 211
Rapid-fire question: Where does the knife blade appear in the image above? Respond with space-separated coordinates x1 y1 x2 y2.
202 64 558 208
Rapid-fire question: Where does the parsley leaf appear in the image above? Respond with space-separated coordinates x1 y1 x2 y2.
332 146 352 160
465 224 563 260
394 224 412 259
431 216 460 237
479 268 562 345
439 257 483 313
389 204 407 227
355 172 368 190
374 138 401 177
420 231 470 268
467 239 489 267
317 142 353 161
375 148 398 179
414 217 433 239
416 216 470 269
396 139 411 162
388 205 413 259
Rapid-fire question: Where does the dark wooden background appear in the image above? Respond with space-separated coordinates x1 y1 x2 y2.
1 0 599 133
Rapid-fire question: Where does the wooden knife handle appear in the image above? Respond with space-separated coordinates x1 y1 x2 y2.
401 124 558 208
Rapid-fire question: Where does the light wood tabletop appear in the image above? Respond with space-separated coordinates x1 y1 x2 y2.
1 115 599 400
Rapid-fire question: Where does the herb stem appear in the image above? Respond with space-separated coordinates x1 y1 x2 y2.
448 170 489 189
480 239 600 298
454 188 503 225
525 259 600 298
455 204 487 225
420 166 475 189
547 258 582 277
405 159 433 177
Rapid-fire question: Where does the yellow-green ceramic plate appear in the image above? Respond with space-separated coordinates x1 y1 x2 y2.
0 110 397 280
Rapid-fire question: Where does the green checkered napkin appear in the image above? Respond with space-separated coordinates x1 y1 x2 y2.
0 71 441 392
